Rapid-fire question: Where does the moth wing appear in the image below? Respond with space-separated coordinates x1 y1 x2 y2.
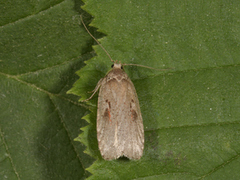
117 78 144 159
97 75 144 160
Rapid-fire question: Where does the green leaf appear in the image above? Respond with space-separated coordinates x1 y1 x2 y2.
69 0 240 179
1 0 240 179
0 0 96 179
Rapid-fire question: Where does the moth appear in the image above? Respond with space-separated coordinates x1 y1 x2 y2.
98 62 144 160
80 16 145 160
84 61 144 160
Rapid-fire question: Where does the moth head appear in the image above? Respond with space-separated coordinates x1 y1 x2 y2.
111 61 124 70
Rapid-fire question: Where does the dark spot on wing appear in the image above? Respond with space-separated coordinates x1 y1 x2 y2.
131 110 138 121
130 99 135 108
103 108 109 118
103 108 111 122
105 99 111 109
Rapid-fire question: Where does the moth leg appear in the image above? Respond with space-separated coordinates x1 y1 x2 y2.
81 78 103 102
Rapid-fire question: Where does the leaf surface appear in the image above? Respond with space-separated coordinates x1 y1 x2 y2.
70 0 240 179
0 0 95 179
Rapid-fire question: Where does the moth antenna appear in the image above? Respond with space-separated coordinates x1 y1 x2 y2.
80 15 114 63
122 63 173 71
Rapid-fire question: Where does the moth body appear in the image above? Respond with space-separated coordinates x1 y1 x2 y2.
97 62 144 160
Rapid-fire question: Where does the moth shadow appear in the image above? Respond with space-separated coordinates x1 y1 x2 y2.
117 156 131 162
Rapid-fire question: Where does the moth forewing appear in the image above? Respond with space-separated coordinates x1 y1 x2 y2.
97 63 144 160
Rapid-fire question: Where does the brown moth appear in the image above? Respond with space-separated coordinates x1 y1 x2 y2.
98 62 144 160
79 16 163 160
85 61 144 160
